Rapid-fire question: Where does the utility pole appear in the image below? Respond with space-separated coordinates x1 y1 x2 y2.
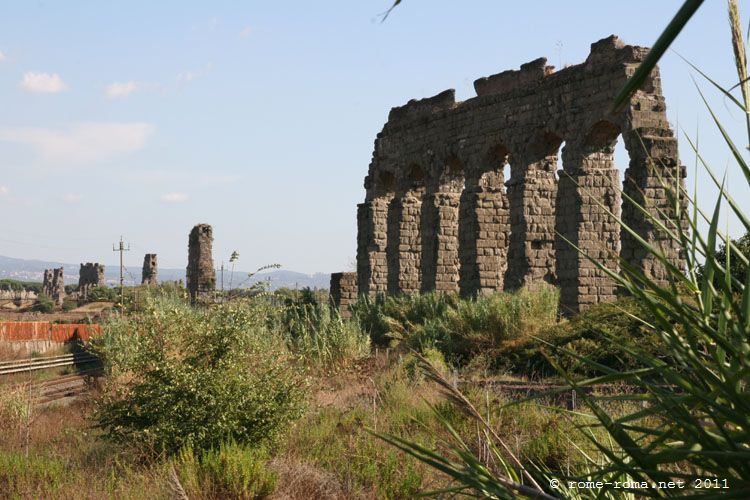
112 236 130 308
221 261 225 291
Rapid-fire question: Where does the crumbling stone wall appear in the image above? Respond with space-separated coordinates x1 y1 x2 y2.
186 224 215 302
330 272 358 318
42 267 66 306
142 254 158 285
78 263 105 300
339 36 686 315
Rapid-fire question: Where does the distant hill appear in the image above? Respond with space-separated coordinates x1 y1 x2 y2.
0 255 331 291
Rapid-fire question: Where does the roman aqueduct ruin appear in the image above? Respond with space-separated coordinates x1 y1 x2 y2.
332 36 687 315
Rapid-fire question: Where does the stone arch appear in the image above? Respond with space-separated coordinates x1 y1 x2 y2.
388 163 427 294
374 169 396 197
504 130 561 290
459 143 511 297
555 120 623 313
404 163 426 193
421 154 466 292
357 167 397 296
353 36 686 312
442 154 466 191
479 145 509 190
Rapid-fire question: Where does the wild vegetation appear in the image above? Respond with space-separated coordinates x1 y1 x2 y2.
2 1 750 498
1 283 618 498
369 1 750 498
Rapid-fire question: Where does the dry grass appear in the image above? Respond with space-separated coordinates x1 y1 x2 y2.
270 458 348 499
0 346 630 499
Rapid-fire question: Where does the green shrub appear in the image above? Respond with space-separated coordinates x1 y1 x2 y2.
61 298 77 311
176 442 277 499
422 287 559 362
91 295 307 456
273 301 370 370
352 288 559 365
0 451 66 494
498 297 665 377
84 286 118 303
350 292 459 347
697 230 749 290
34 294 55 313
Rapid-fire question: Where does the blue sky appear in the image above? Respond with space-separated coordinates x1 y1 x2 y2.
0 1 746 275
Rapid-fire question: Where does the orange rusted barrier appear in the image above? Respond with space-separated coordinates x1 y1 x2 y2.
0 322 102 343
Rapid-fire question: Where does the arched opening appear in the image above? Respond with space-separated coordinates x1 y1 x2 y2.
554 141 567 181
555 120 623 314
505 132 561 290
388 164 426 294
375 170 395 196
422 155 466 293
358 169 396 296
459 145 511 297
406 164 426 191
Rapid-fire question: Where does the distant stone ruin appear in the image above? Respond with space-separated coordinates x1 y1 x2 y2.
0 287 37 310
79 263 105 299
142 254 158 285
330 272 357 318
187 224 215 302
42 267 66 306
332 36 686 315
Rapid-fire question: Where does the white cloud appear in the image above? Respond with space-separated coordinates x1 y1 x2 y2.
0 50 6 62
0 122 154 165
160 192 189 203
106 81 138 99
176 71 197 82
19 71 68 93
177 63 213 83
62 193 81 204
240 26 253 38
0 185 9 196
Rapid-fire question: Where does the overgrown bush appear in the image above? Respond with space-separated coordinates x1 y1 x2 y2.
61 298 77 311
351 288 559 365
375 1 750 496
34 294 55 313
350 292 459 347
697 230 749 290
84 286 118 303
90 294 307 456
0 385 31 435
273 299 370 371
498 297 666 377
175 441 277 499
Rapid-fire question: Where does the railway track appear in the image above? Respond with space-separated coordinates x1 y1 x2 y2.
4 368 102 407
35 369 102 406
0 352 99 375
1 352 102 406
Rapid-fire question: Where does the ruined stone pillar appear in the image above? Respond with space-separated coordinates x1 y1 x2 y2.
186 224 215 303
78 263 105 300
458 171 510 297
421 192 461 293
386 192 423 293
504 154 558 290
330 272 358 318
556 141 621 314
356 198 390 296
621 130 687 284
42 268 66 306
141 254 158 285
